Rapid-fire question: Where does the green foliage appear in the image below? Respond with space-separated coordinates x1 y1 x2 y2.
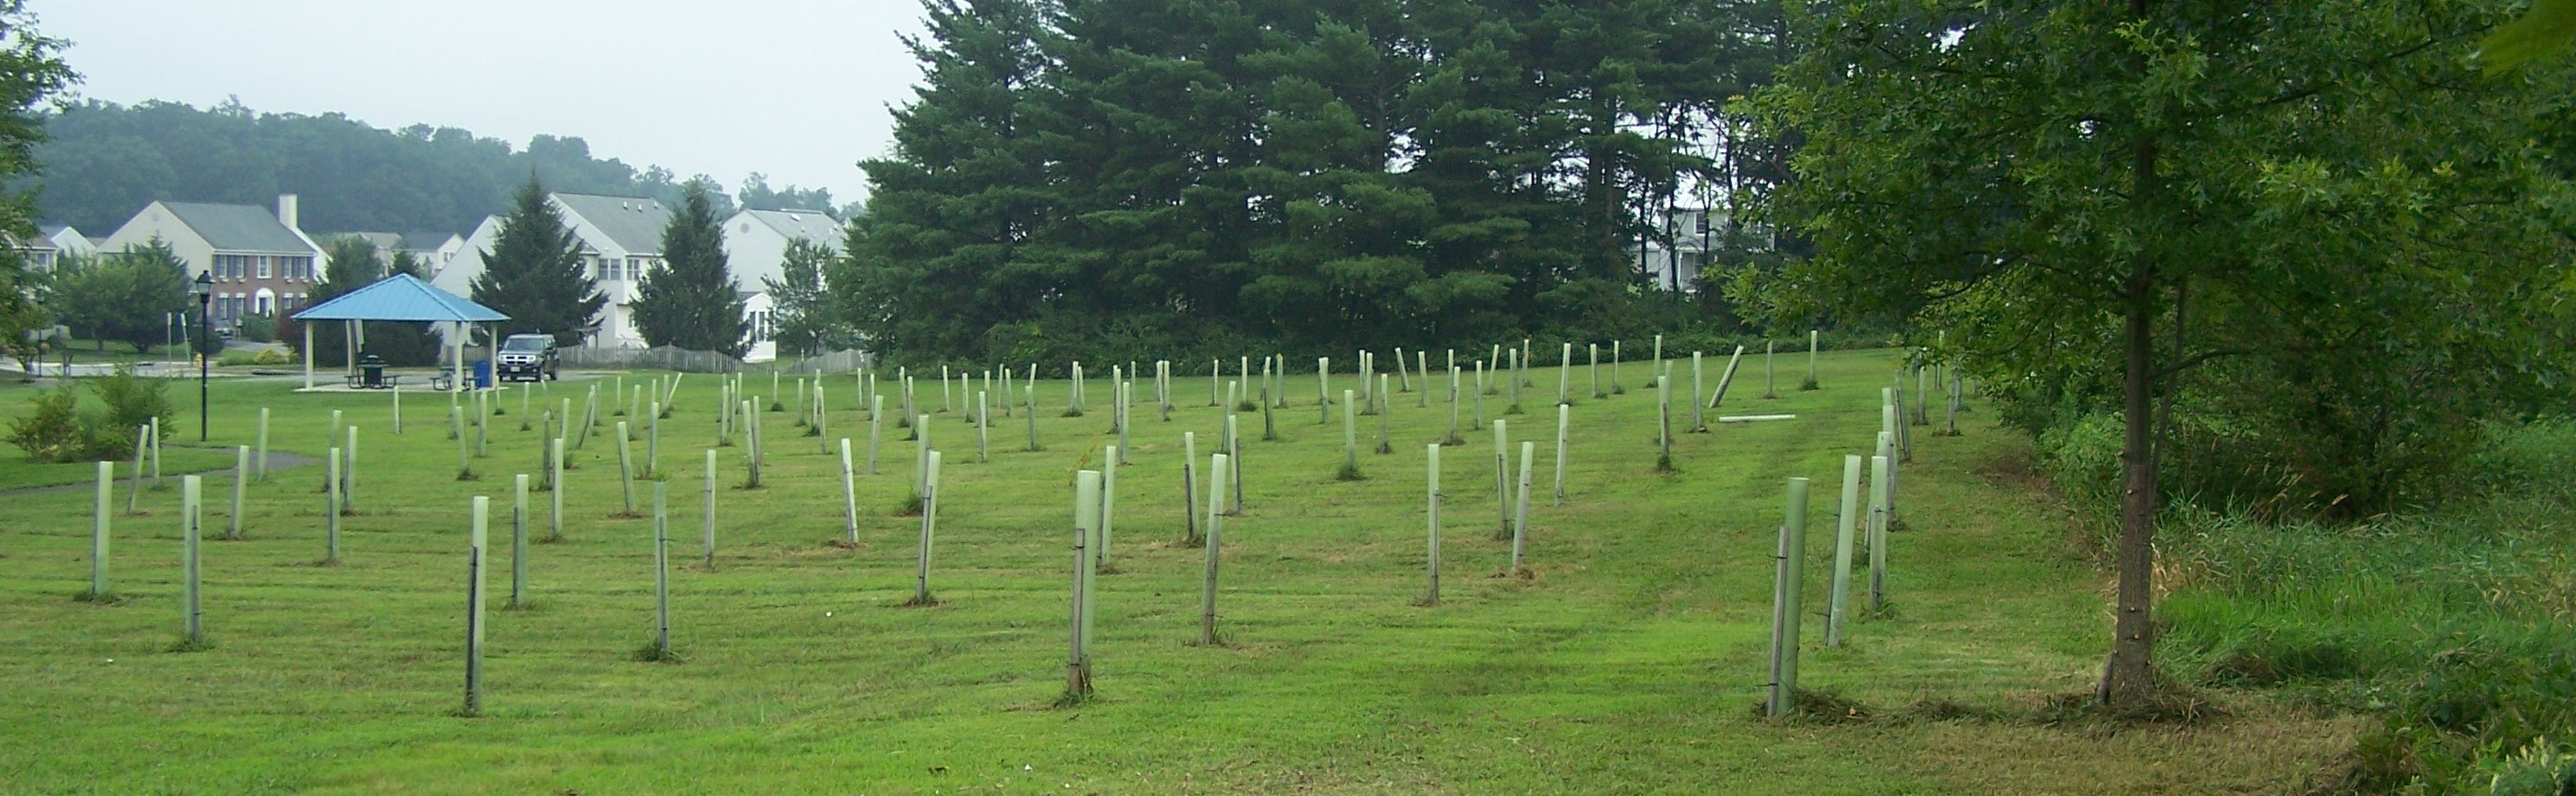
10 365 175 462
51 239 191 354
92 364 171 444
2160 421 2576 792
234 312 275 344
0 248 44 371
631 180 748 357
0 0 72 278
2485 0 2576 74
471 176 606 348
760 237 848 358
285 237 444 367
843 0 1785 365
5 386 80 462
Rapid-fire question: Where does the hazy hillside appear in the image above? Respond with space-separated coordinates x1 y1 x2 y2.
28 99 844 237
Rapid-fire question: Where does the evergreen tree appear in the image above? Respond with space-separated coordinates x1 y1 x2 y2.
470 176 605 348
843 0 1058 362
848 0 1788 365
760 237 846 357
631 179 749 357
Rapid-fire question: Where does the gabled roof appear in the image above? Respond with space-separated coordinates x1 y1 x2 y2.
744 209 845 251
161 201 316 253
316 231 404 251
398 231 459 252
554 193 670 256
292 273 508 323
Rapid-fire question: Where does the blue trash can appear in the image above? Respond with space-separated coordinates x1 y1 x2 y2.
471 360 494 388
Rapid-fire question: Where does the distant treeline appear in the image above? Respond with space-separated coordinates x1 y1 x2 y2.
29 98 850 236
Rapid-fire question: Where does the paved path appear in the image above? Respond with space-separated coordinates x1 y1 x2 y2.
0 448 319 499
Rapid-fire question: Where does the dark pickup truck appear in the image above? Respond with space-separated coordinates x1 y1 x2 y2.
495 334 558 382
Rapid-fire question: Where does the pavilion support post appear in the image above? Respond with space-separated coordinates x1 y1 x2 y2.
302 324 314 389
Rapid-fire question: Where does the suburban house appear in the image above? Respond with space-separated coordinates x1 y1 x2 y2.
720 207 844 361
310 230 465 274
97 195 327 329
432 192 671 349
1633 206 1773 293
19 225 97 272
402 231 467 273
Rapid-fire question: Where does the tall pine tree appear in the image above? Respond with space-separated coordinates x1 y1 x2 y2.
472 176 605 347
631 179 749 358
843 0 1057 363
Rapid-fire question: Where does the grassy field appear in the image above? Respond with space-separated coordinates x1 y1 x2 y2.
0 350 2359 794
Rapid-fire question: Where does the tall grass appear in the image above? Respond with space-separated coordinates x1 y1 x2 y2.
2155 418 2576 793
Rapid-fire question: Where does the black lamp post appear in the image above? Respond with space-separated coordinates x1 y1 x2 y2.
190 271 213 442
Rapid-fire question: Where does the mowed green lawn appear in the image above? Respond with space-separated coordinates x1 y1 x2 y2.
0 350 2355 794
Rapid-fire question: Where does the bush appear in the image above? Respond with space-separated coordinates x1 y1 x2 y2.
92 365 173 444
6 388 88 463
236 313 277 343
2160 419 2576 792
253 348 291 366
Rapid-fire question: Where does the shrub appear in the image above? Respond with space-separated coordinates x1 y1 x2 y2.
252 348 291 366
6 388 88 463
92 365 173 443
236 313 277 343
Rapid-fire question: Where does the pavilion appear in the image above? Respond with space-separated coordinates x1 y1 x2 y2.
289 273 508 392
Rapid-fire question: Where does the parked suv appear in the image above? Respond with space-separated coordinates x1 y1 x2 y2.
495 334 558 382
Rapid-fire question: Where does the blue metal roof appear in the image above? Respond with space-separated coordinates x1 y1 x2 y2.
292 273 509 323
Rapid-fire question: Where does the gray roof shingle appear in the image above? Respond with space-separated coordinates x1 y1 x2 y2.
162 202 317 253
554 193 671 256
747 209 845 251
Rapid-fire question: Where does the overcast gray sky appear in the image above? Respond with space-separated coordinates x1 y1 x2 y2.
34 0 928 205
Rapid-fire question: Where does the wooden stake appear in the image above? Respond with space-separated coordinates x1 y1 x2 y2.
1100 445 1117 569
548 438 565 543
1182 432 1200 545
915 451 942 605
616 421 636 514
1492 419 1510 539
465 495 488 715
1512 441 1535 571
1424 444 1442 605
326 448 342 563
840 439 859 543
1869 453 1891 610
1553 404 1570 505
512 474 528 608
227 446 247 539
653 482 671 659
1201 455 1227 645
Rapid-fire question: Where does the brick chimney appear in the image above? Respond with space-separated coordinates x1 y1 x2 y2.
277 194 299 230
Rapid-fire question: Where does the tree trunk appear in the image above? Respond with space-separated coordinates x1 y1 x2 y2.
2103 271 2161 707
